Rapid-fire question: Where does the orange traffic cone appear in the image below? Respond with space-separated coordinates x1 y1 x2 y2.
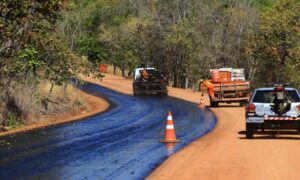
198 97 205 108
198 94 205 108
160 111 181 143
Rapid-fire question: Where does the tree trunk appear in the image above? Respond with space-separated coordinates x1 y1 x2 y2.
113 64 116 75
185 77 188 89
128 71 132 77
121 64 125 77
173 74 178 87
49 83 54 95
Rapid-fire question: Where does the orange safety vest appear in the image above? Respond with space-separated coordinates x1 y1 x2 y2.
201 80 215 98
142 70 148 79
201 80 214 89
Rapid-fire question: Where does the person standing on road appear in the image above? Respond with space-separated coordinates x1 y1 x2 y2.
200 79 215 100
142 68 148 79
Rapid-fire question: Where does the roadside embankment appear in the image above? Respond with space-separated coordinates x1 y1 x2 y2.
0 89 109 137
0 73 134 137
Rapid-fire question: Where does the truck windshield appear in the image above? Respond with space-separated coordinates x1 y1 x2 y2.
252 90 300 103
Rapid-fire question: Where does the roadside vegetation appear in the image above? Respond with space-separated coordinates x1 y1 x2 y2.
0 0 299 130
0 1 97 131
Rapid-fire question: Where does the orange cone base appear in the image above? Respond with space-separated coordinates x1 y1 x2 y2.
160 139 181 143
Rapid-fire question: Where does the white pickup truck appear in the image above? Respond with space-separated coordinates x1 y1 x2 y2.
245 85 300 138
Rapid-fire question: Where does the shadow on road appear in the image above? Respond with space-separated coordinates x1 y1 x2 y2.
238 130 300 140
208 102 245 108
133 94 168 98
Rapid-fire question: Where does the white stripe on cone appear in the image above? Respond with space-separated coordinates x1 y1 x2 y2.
166 125 174 129
167 116 172 120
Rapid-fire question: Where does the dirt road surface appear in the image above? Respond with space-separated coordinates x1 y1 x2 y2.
87 74 300 180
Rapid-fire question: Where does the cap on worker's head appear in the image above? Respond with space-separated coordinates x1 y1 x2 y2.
199 79 204 83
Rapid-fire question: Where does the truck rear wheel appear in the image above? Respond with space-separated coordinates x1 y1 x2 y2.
246 123 254 139
159 92 168 96
210 100 218 107
239 100 247 107
133 86 139 96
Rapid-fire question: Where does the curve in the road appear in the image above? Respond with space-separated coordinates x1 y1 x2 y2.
0 82 216 180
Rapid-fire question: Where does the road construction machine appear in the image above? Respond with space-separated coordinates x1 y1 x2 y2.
133 68 168 96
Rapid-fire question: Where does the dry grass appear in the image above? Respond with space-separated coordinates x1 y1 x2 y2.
0 80 86 130
36 81 86 116
7 82 37 121
38 82 80 104
0 81 39 128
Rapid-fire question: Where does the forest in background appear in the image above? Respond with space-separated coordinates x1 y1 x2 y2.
0 0 299 129
66 0 299 88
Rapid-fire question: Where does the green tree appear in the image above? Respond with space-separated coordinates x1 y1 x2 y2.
251 0 300 86
0 0 83 126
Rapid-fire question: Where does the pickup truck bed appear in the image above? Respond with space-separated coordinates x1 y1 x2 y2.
210 81 250 106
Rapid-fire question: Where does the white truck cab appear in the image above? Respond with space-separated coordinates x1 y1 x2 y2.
134 68 155 81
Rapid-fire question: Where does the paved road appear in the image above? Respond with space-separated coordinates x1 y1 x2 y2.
0 82 216 179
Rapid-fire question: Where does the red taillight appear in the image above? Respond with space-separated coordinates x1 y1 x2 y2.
247 103 256 113
297 105 300 112
275 87 284 91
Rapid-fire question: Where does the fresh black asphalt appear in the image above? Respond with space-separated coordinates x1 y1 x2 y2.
0 82 216 180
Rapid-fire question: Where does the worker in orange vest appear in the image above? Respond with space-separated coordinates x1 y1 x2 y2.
142 68 148 79
200 79 215 99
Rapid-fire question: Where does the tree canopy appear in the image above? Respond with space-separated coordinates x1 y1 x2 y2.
1 0 299 127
